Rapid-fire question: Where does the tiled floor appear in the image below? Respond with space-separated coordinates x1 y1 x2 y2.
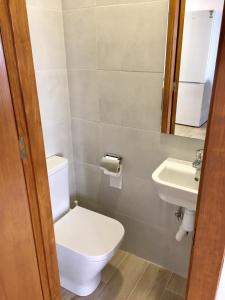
61 250 187 300
175 123 207 140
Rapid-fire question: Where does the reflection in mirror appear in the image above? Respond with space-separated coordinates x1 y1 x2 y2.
162 0 224 140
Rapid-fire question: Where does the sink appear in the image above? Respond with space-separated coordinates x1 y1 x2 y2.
152 158 199 211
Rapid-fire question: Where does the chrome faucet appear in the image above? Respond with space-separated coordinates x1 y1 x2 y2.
192 149 204 181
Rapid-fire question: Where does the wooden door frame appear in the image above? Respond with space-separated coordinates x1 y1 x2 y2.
162 0 186 134
0 0 61 299
1 0 225 299
186 7 225 299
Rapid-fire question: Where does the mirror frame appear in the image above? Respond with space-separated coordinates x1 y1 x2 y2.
162 0 186 134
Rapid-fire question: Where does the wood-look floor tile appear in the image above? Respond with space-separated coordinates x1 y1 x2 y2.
166 273 187 297
161 290 184 300
98 254 148 300
72 282 105 300
61 287 75 300
102 250 128 284
146 268 172 300
61 251 186 300
127 264 171 300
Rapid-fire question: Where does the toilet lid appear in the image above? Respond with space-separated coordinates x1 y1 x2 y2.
54 206 125 262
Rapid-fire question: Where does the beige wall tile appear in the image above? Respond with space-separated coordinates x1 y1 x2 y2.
62 0 95 10
69 70 100 121
98 174 163 226
97 0 159 5
42 121 73 161
59 0 204 277
115 214 172 268
27 8 66 70
100 124 164 180
72 119 101 165
96 1 168 72
98 70 163 130
164 238 192 279
63 8 96 69
26 0 62 10
36 70 70 127
27 3 75 197
74 162 101 204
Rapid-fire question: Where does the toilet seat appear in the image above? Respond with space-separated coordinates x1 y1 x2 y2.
54 206 125 262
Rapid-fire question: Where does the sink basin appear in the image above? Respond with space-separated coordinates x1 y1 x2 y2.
152 158 199 211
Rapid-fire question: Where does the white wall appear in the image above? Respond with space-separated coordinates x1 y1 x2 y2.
186 0 224 11
216 259 225 300
26 0 75 197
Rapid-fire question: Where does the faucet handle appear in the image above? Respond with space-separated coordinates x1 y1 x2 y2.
196 149 204 160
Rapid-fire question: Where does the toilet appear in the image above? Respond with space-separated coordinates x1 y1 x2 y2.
47 156 125 296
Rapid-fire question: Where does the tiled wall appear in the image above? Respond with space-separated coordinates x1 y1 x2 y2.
26 0 205 277
62 0 204 277
26 0 75 197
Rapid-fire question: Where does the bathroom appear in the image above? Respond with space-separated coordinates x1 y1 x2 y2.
0 0 225 299
26 0 223 298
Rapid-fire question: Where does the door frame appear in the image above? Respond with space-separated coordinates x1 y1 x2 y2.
186 6 225 299
162 1 225 298
1 0 225 299
0 1 61 299
161 0 186 134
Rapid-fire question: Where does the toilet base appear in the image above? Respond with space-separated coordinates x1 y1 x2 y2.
60 272 102 296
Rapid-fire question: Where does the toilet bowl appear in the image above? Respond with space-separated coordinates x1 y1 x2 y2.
54 206 124 296
47 156 125 296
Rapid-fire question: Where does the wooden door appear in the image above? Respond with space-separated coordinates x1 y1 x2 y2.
0 1 61 299
0 34 44 299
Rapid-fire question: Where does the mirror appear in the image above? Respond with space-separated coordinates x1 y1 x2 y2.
162 0 224 140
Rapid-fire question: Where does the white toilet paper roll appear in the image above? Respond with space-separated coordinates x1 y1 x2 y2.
100 155 121 174
100 155 123 189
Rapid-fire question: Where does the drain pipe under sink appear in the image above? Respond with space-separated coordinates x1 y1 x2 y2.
176 208 195 242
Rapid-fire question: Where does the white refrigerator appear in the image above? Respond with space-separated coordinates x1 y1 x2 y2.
176 10 214 127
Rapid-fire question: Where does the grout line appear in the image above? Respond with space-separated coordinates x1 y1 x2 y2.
165 287 186 297
96 68 164 74
62 0 167 12
63 6 94 12
165 272 173 290
159 272 173 300
165 288 186 298
71 116 160 135
165 272 187 298
96 251 129 299
126 262 149 299
66 67 164 75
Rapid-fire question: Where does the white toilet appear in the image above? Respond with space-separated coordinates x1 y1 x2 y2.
47 156 125 296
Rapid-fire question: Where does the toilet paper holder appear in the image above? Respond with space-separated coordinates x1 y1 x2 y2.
100 153 122 173
103 153 122 161
100 153 123 189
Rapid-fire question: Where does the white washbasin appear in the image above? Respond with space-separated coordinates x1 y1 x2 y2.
152 158 199 211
